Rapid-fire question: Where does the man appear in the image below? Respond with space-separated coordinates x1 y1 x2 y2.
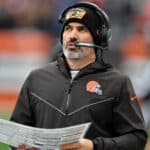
10 2 147 150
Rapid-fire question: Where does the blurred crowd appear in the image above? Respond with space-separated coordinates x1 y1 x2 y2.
0 0 150 128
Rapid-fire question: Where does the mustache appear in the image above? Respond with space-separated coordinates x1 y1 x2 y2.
66 40 78 47
66 38 77 44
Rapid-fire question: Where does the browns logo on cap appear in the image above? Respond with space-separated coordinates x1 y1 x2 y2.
65 8 86 20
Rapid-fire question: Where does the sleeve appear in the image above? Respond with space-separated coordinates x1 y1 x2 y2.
93 76 148 150
9 74 35 150
10 73 35 126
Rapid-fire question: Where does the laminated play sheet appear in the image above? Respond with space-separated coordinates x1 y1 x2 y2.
0 119 91 150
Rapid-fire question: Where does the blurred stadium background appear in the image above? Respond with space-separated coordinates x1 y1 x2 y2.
0 0 150 149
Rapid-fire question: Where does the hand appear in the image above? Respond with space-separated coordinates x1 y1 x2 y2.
17 144 37 150
60 139 93 150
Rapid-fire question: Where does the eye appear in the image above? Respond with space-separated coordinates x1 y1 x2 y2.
78 26 89 32
64 25 72 32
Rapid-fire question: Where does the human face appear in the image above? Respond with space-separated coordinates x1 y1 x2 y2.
62 22 95 60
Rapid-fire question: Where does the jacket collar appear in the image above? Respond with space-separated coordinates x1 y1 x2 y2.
56 50 112 79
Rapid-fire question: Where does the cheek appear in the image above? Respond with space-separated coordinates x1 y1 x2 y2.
62 33 67 42
87 36 94 43
62 34 65 42
81 34 94 43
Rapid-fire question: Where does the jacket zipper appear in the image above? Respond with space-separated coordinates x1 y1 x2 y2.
64 79 73 126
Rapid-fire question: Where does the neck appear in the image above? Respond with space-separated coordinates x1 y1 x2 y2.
66 53 96 70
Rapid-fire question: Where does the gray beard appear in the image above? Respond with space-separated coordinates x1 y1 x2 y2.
63 49 84 60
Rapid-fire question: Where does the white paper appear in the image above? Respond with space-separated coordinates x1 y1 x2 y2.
0 119 91 150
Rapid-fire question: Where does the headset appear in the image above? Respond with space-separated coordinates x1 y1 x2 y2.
58 2 112 48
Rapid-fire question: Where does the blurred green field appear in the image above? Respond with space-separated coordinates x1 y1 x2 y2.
0 113 11 150
0 142 9 150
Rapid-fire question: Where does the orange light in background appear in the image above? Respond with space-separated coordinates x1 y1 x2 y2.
0 91 18 114
0 29 54 116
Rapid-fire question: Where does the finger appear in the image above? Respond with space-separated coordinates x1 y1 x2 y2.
17 145 37 150
17 145 26 150
60 142 80 150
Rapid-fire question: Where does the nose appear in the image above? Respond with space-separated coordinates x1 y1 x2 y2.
69 29 78 42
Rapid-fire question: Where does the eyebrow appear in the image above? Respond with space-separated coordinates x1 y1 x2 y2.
67 24 88 31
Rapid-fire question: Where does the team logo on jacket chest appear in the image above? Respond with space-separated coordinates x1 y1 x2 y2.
86 80 103 95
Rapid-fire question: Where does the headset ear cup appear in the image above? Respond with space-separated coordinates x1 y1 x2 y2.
99 27 112 47
99 26 108 47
